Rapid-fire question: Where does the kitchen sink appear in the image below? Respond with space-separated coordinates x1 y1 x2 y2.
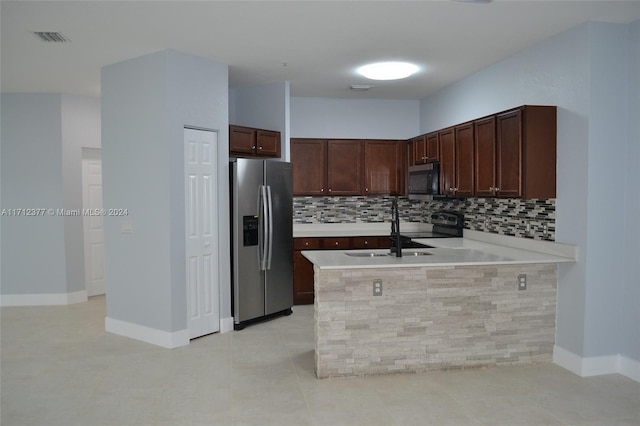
344 252 391 257
344 251 433 257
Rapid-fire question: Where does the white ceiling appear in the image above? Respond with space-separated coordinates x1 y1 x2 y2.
2 1 640 100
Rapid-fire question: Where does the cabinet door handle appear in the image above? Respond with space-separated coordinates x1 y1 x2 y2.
252 145 256 149
494 187 500 192
328 188 332 193
489 186 494 191
321 188 324 192
335 241 339 246
305 242 309 246
258 146 263 150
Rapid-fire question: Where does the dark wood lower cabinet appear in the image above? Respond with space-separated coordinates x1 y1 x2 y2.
293 235 391 304
293 251 315 305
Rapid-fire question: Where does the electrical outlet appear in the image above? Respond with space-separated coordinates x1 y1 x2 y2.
121 220 133 234
373 279 383 296
518 274 527 290
543 223 548 236
526 221 531 232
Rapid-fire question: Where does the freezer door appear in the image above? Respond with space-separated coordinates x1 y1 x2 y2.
264 161 294 314
232 159 265 323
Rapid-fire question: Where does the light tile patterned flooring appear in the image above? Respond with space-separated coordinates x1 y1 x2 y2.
1 296 638 426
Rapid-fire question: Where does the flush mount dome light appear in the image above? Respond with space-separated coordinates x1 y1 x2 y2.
357 62 419 80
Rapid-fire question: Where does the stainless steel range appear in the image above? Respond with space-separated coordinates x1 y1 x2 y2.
398 211 464 248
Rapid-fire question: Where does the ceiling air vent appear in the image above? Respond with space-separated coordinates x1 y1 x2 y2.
33 32 69 43
350 84 374 92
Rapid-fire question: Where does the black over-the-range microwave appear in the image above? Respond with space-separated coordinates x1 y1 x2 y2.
407 162 440 200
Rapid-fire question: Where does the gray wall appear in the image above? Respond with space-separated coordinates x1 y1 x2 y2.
419 21 638 362
1 94 101 296
230 81 291 161
61 95 102 293
582 23 628 359
290 97 419 140
1 94 67 295
623 20 640 361
102 50 229 333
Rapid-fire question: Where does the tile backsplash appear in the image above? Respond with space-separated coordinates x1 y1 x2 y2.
293 196 555 241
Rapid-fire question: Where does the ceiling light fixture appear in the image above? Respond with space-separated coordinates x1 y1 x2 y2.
357 62 419 81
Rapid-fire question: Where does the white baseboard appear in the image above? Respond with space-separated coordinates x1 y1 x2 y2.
220 316 234 333
0 290 88 306
553 345 583 376
105 316 189 349
620 356 640 382
554 345 640 383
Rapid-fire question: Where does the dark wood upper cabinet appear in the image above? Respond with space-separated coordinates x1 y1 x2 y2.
364 140 405 196
426 132 440 162
439 128 456 196
413 133 439 164
327 140 363 196
229 125 256 155
411 105 556 199
454 122 475 197
291 138 327 196
407 139 416 166
413 135 427 164
292 138 406 197
497 106 556 198
496 110 523 197
291 138 364 196
474 116 497 197
437 123 474 197
256 130 280 157
229 125 281 158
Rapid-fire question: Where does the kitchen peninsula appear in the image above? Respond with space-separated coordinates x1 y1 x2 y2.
302 231 576 379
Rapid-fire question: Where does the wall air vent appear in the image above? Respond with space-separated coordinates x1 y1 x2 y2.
33 32 69 43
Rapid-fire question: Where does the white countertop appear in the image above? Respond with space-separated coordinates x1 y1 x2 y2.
301 227 577 270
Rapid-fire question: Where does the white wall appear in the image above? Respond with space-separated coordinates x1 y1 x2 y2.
230 81 290 160
102 50 229 342
1 94 101 301
290 97 419 140
419 21 639 368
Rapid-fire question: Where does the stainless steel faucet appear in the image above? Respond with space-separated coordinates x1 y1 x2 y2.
390 197 402 257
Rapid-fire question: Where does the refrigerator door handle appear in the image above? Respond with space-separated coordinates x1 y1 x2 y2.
266 185 274 270
259 185 269 271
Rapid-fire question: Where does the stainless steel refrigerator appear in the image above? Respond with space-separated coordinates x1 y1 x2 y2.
230 158 293 330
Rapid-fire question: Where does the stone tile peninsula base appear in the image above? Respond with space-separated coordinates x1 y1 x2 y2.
314 264 557 379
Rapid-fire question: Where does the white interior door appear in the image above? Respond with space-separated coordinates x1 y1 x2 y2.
82 154 106 296
184 128 220 339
